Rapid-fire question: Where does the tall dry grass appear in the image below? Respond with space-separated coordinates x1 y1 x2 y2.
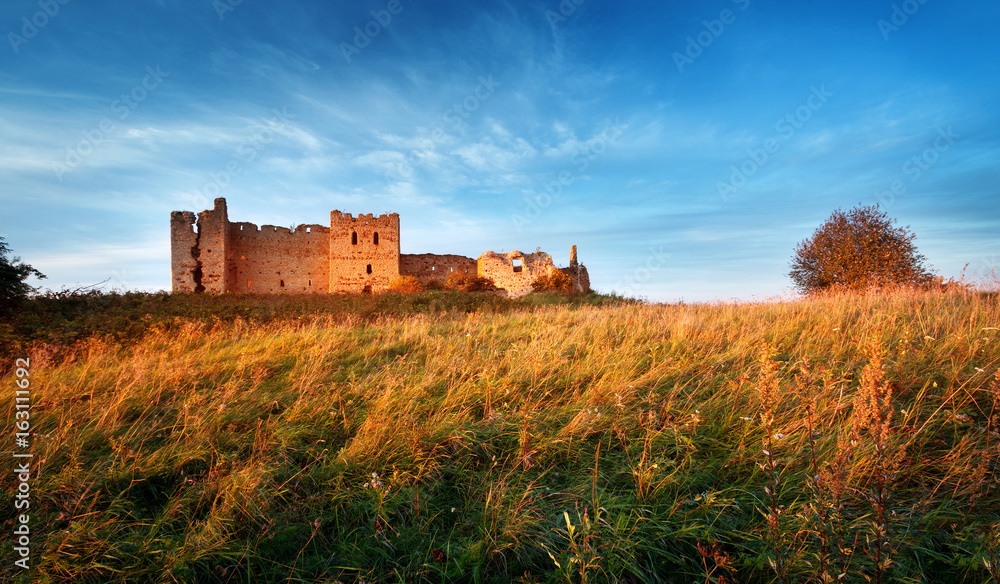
1 288 999 582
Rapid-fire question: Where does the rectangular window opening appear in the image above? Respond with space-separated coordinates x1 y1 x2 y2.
513 259 523 273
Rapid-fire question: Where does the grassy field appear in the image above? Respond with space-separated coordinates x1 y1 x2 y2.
2 288 999 583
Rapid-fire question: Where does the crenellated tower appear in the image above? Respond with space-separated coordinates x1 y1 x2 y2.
328 211 400 293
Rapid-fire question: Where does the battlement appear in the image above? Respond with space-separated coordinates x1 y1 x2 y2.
170 198 588 296
330 210 398 225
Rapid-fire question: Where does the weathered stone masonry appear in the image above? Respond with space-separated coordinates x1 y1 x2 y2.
171 198 589 297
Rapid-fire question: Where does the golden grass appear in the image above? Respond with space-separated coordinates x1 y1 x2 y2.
2 288 999 582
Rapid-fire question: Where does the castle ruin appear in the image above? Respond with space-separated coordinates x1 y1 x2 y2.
170 198 589 297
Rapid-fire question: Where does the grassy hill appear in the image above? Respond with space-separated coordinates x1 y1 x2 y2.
2 289 999 583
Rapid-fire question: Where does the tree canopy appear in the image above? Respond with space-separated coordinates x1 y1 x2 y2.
0 236 46 310
788 204 933 294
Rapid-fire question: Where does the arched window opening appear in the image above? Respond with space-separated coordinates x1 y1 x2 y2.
351 231 358 245
373 232 380 245
366 264 373 274
279 280 285 288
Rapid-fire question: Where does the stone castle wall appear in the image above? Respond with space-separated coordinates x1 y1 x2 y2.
227 223 330 293
170 198 590 296
400 253 477 280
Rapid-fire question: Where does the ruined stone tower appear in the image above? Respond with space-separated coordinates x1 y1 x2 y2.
170 197 229 293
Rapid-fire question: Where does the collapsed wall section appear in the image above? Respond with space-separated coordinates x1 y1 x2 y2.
400 253 477 280
329 211 400 293
170 211 199 292
228 223 330 293
195 198 230 293
561 244 591 293
477 250 556 298
561 265 591 293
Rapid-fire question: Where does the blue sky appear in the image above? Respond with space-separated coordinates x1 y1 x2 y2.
1 0 997 302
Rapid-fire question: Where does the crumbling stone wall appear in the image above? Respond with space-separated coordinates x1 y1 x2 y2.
561 245 591 293
477 250 556 298
170 211 200 293
560 265 591 293
196 199 230 293
328 211 400 293
228 223 330 293
400 253 476 281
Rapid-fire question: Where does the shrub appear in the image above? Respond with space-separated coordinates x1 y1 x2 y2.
424 278 447 291
388 275 425 294
444 272 497 292
788 204 934 294
531 269 574 293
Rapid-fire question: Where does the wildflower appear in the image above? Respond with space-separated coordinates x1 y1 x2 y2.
740 416 753 421
773 433 785 440
924 336 935 341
